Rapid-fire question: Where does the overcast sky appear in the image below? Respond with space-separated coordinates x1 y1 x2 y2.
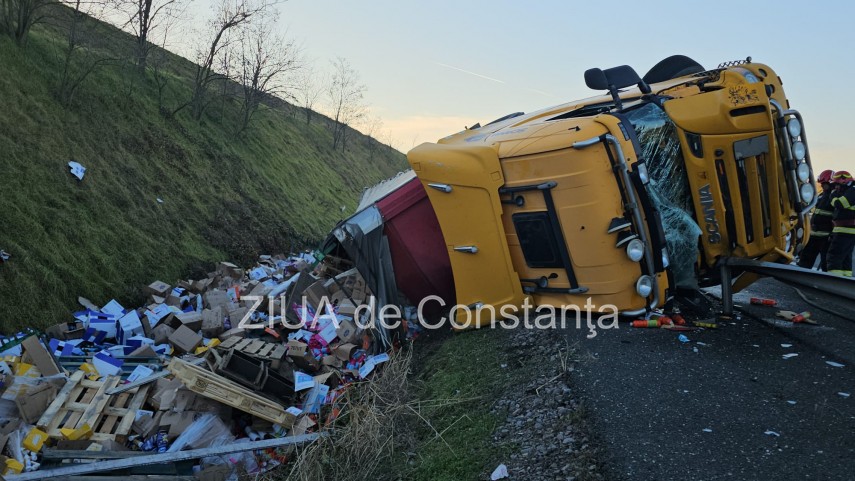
188 0 850 173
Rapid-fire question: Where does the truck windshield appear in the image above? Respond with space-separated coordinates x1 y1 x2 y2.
624 102 701 288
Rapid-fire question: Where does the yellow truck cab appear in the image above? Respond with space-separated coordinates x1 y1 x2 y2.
407 55 816 323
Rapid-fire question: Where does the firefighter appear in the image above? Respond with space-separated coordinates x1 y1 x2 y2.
827 170 855 277
798 170 835 270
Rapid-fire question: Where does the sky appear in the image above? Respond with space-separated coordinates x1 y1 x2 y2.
190 0 851 173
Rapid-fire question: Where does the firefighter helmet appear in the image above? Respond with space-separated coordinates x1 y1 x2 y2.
817 169 834 184
831 170 852 184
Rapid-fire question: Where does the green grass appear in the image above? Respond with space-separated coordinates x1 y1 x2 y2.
0 14 408 332
395 329 515 480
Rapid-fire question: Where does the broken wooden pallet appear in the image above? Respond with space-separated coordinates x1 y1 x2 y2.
168 358 296 425
37 370 151 442
216 337 287 360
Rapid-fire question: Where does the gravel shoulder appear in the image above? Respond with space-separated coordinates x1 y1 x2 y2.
397 324 605 481
489 325 605 481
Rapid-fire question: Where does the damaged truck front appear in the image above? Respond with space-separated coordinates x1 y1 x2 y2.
407 56 815 325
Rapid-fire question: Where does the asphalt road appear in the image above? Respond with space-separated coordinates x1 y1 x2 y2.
567 278 855 481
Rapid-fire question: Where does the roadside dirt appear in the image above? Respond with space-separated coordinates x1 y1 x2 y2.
487 326 605 481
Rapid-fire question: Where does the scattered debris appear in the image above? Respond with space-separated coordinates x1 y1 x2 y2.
764 430 781 437
782 353 799 359
156 198 164 204
0 253 414 478
826 361 845 368
67 161 85 181
838 392 850 398
702 428 713 433
491 463 509 480
776 310 817 325
0 250 9 263
750 297 777 306
694 321 719 329
781 344 792 348
787 400 797 405
678 334 690 343
632 319 661 328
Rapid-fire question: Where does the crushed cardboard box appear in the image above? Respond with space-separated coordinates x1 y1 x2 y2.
0 253 406 479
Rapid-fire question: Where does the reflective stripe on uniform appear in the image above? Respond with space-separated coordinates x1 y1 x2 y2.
832 195 853 209
828 269 853 277
832 226 855 234
814 209 833 216
811 231 831 237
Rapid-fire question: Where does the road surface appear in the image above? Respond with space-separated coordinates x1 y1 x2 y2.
567 277 855 481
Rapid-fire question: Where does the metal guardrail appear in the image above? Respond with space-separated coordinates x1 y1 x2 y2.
719 257 855 314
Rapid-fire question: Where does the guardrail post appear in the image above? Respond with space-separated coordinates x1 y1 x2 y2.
720 264 733 315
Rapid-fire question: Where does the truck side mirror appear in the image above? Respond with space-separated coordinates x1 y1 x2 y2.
584 65 651 110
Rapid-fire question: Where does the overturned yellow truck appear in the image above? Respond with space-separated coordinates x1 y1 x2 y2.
407 55 816 321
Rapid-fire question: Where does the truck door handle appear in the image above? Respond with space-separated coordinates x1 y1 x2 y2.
454 246 479 254
428 183 453 193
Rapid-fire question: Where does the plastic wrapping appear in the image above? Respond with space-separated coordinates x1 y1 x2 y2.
167 413 234 452
0 373 67 401
7 423 31 464
626 103 702 288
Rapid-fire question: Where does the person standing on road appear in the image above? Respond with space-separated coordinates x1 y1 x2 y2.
798 169 835 270
827 170 855 277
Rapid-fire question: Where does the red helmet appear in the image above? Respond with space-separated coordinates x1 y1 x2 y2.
832 170 853 184
817 170 834 184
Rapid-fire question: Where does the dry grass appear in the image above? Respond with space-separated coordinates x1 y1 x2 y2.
275 347 416 481
265 344 485 481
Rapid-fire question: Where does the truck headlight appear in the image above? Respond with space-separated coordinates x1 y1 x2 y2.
800 183 814 203
626 239 644 262
792 141 806 161
787 118 802 138
797 162 810 183
636 275 654 297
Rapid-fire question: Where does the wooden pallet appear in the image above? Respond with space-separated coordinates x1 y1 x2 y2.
168 358 295 426
217 337 287 360
37 370 151 442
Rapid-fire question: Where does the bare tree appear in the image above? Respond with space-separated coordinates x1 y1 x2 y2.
383 128 395 150
362 112 382 140
234 18 301 134
147 19 176 111
326 57 366 151
174 0 267 121
55 0 116 105
116 0 187 72
361 112 383 158
0 0 53 45
294 62 323 125
214 46 233 121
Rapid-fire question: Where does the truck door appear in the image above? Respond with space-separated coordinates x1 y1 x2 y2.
408 142 526 327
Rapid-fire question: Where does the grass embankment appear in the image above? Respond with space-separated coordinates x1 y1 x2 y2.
0 14 407 332
400 328 513 480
